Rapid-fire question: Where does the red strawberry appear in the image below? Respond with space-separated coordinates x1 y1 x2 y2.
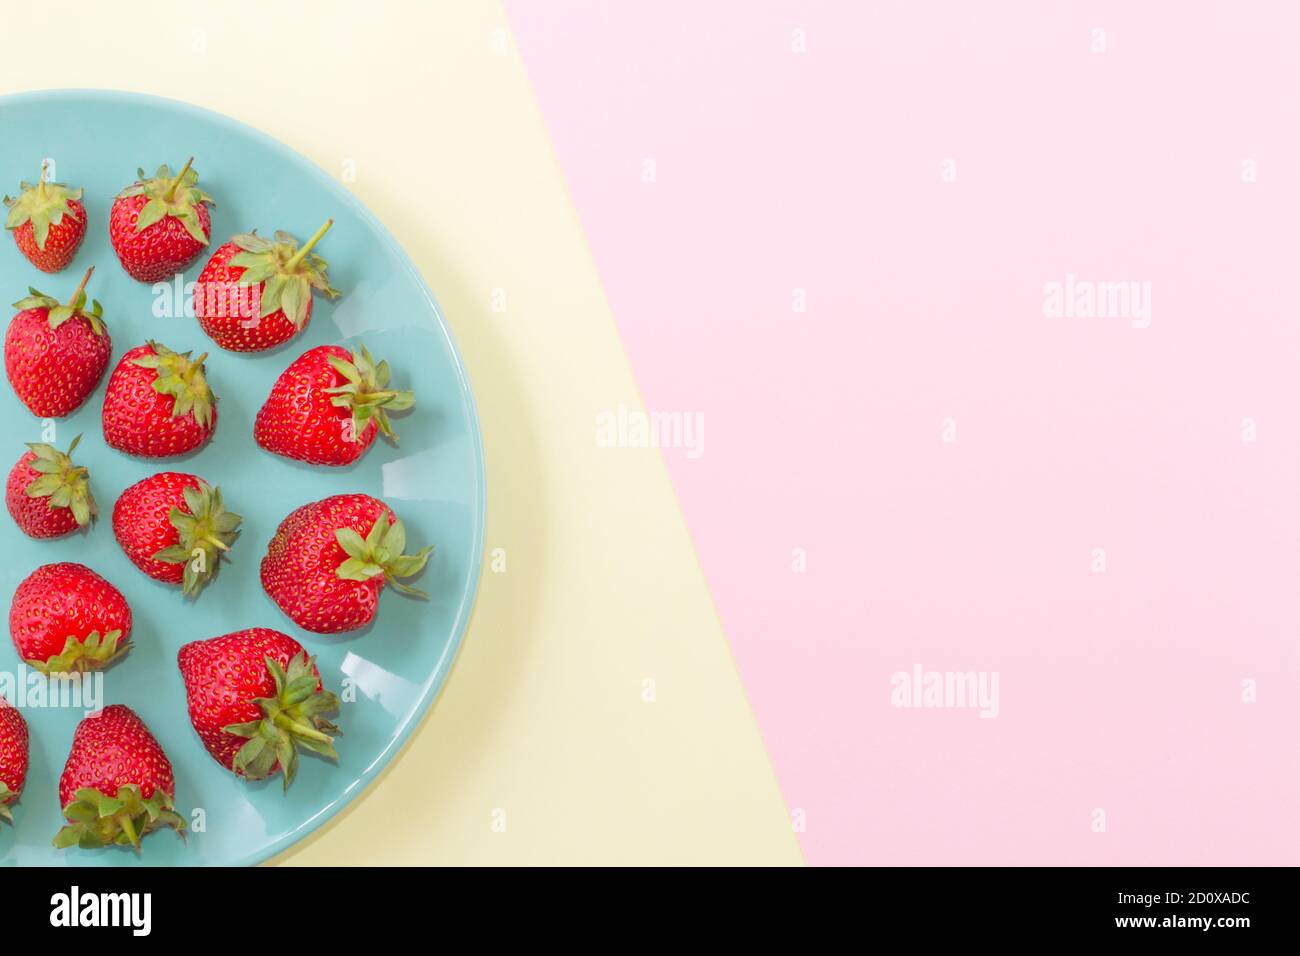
0 696 28 824
54 705 184 851
4 266 112 417
3 162 87 273
9 562 132 674
113 472 241 596
6 435 96 539
101 341 217 458
177 628 340 790
109 158 213 283
254 344 414 466
261 494 432 633
194 220 339 352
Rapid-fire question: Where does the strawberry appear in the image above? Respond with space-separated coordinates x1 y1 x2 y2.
54 705 184 851
177 628 340 790
109 158 213 283
3 161 87 273
254 344 414 466
194 220 339 352
113 472 241 596
4 267 111 417
261 494 432 633
0 696 28 824
6 434 96 539
101 341 217 458
9 562 132 674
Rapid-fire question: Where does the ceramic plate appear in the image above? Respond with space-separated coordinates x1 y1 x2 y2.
0 90 485 866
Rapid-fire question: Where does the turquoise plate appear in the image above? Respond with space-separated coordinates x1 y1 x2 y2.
0 90 485 866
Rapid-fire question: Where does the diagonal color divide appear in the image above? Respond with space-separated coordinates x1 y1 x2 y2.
0 0 803 866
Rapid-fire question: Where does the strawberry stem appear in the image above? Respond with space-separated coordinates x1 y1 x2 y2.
66 266 94 307
163 157 195 202
120 813 140 852
285 219 334 271
272 710 333 744
37 160 48 200
204 534 231 552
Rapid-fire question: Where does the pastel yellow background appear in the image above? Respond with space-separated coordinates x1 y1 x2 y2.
0 0 803 864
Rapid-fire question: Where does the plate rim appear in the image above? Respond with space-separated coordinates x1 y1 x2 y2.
0 88 488 867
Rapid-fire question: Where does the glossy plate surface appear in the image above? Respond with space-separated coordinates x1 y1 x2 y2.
0 90 485 866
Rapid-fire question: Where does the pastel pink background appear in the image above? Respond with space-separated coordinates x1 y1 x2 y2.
505 1 1300 864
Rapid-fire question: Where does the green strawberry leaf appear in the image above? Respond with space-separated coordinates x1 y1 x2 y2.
53 783 183 853
232 232 273 253
322 344 417 444
27 631 128 676
332 511 433 597
118 158 213 244
220 652 341 791
148 479 241 597
21 437 95 529
133 198 168 232
14 270 106 336
131 341 215 429
224 220 340 329
279 276 309 327
3 163 84 250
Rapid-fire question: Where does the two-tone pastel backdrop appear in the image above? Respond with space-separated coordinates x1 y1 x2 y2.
5 0 1296 865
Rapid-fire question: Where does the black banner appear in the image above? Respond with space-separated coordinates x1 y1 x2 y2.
0 866 1279 942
